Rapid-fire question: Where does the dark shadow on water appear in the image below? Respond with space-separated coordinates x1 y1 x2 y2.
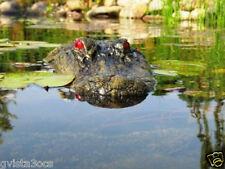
58 88 148 108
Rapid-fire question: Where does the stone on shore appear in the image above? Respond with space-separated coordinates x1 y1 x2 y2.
117 0 130 7
0 0 21 15
67 11 83 20
27 1 48 16
148 0 163 12
104 0 117 6
179 0 199 11
119 0 149 19
86 6 121 18
66 0 86 11
174 10 190 20
190 8 205 20
55 5 70 17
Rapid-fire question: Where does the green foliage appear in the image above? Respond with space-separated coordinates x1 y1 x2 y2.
162 0 176 23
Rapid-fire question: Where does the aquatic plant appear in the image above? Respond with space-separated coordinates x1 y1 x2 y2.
0 72 74 89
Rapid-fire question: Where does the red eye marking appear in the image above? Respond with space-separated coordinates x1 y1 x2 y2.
74 39 84 50
74 93 82 101
124 41 130 50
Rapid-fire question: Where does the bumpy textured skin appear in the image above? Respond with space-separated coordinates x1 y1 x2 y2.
46 38 155 98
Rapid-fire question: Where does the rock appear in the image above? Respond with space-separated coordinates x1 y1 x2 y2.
66 0 85 11
0 0 20 15
67 11 83 20
179 0 199 11
104 0 117 6
119 5 147 19
117 0 150 18
28 1 48 16
119 0 149 19
86 6 121 18
148 0 163 12
190 8 205 20
173 11 190 20
118 0 150 7
179 11 190 20
55 5 69 17
117 0 130 7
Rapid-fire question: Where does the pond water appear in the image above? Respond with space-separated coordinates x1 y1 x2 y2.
0 17 225 169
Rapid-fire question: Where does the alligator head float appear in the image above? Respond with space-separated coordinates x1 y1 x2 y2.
45 38 155 108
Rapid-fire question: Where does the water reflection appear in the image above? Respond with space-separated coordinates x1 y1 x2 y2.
1 17 164 43
58 88 148 108
180 95 225 168
0 89 17 144
1 84 225 168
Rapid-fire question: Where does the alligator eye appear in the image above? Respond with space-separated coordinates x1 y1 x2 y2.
123 41 130 50
74 39 84 50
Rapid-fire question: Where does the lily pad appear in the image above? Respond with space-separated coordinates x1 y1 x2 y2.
0 39 60 52
152 60 206 76
14 41 60 48
0 43 14 47
0 72 74 89
15 44 39 50
212 69 225 73
0 47 17 52
0 39 9 43
37 43 60 48
153 69 178 76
